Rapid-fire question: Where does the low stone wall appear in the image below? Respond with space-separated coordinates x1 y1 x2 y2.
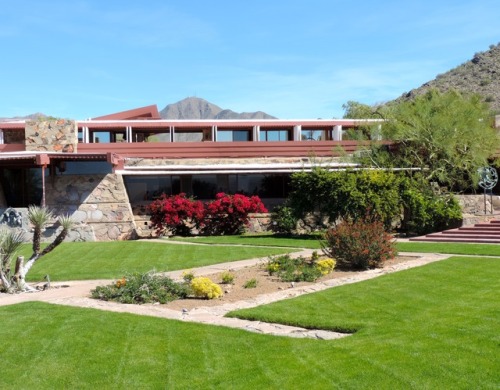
0 173 137 242
45 173 137 241
455 194 500 226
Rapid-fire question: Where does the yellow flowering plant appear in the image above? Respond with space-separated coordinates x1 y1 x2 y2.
190 277 223 299
316 258 336 275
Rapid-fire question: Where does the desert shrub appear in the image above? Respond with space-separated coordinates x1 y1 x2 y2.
148 193 205 236
220 270 235 284
266 254 322 282
400 176 462 235
316 258 336 275
243 278 258 289
182 269 195 282
202 193 267 235
190 276 223 299
269 204 297 234
321 216 396 270
90 272 189 304
289 168 402 229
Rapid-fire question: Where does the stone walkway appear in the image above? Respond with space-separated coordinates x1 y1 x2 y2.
0 249 450 340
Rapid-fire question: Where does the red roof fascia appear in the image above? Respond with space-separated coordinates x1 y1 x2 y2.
92 104 161 120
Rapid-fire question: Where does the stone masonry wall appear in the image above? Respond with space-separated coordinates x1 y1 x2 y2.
25 119 78 152
45 173 137 241
455 194 500 226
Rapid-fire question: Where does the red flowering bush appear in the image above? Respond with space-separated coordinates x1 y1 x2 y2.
148 193 205 236
321 215 396 270
202 193 267 235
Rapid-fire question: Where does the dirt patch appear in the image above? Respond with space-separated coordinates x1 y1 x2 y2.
165 256 416 311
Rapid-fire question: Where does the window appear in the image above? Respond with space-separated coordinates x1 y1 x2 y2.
217 130 250 142
62 161 112 175
173 130 204 142
0 168 45 207
260 129 289 141
301 129 326 141
123 176 180 203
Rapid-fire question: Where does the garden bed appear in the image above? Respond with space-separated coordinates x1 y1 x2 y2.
165 255 418 311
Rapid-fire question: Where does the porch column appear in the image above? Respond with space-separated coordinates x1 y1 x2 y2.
126 126 133 143
293 125 301 141
253 125 260 141
332 125 342 141
0 129 3 144
82 126 89 143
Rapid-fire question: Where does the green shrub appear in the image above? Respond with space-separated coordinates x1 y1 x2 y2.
266 254 323 282
400 177 462 235
243 278 258 289
190 276 223 299
269 205 297 234
220 270 235 284
289 168 402 229
321 216 396 270
182 269 195 283
91 272 189 304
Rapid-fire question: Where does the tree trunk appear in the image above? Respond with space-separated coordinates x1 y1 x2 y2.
0 269 11 291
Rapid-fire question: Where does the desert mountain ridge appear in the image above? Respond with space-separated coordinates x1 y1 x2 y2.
0 98 277 121
398 43 500 113
159 97 277 120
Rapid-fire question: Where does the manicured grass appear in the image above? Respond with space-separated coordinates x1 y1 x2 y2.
228 257 500 388
397 241 500 256
170 233 323 249
1 256 498 388
16 241 293 281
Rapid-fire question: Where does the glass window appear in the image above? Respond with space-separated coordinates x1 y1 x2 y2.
260 129 289 141
63 161 112 175
217 130 250 142
192 175 217 199
174 131 204 142
217 131 233 142
0 167 45 207
301 129 325 141
123 176 175 203
233 131 249 141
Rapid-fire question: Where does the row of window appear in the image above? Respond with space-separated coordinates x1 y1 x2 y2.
123 174 291 204
80 128 334 143
0 164 291 209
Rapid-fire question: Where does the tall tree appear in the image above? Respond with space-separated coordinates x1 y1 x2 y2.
348 89 499 191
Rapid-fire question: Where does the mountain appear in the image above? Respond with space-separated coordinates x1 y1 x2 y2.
159 97 277 119
400 43 500 113
0 113 47 121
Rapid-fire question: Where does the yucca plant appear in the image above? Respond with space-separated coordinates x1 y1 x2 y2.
0 206 74 292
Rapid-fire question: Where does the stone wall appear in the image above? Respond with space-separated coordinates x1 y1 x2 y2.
455 194 500 225
45 173 137 241
25 119 78 152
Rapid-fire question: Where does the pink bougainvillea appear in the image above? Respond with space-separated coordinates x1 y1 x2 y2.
148 192 267 236
202 193 267 235
148 193 205 236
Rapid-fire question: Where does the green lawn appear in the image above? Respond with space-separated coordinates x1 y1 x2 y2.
16 241 293 281
397 241 500 256
1 256 498 388
170 233 323 249
173 235 500 256
228 256 500 388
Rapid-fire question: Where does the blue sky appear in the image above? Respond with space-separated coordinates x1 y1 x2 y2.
1 0 499 119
